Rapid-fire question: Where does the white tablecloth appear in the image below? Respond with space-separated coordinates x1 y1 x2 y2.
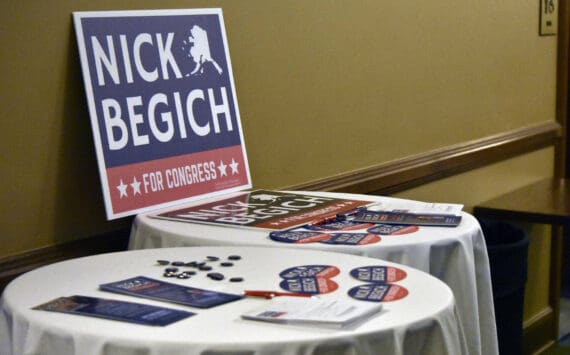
129 191 498 355
1 247 466 355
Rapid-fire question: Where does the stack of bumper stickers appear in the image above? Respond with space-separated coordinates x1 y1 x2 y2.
275 264 409 302
269 200 463 245
268 216 418 246
242 264 384 328
241 263 410 328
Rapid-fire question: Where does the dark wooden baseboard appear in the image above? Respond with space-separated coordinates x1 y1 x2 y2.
523 306 557 355
0 228 131 294
289 122 561 194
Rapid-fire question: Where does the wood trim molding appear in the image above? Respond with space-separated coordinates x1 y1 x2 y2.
0 228 130 294
523 305 557 355
288 121 562 195
557 0 569 177
0 122 562 295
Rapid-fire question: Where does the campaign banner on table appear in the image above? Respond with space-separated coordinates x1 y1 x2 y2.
73 9 251 219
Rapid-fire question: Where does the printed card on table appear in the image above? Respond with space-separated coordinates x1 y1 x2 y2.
99 276 242 308
241 297 383 328
33 295 194 326
73 9 251 219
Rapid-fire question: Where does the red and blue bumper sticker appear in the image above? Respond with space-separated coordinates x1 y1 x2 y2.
279 265 340 279
367 224 419 235
350 266 407 283
279 277 339 295
319 233 381 246
269 230 331 244
307 219 375 231
348 283 409 302
278 265 340 295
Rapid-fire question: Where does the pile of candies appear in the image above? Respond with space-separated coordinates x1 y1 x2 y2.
156 255 243 282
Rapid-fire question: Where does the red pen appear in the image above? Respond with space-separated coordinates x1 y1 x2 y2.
243 290 313 299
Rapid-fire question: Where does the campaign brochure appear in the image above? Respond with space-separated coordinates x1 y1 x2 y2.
352 211 462 227
99 276 242 308
352 200 463 227
32 295 194 326
241 297 382 328
152 190 372 231
366 200 464 216
73 9 251 219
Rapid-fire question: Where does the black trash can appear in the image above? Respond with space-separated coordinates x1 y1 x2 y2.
479 220 529 355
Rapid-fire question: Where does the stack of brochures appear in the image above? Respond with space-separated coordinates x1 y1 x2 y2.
350 201 464 227
241 297 382 328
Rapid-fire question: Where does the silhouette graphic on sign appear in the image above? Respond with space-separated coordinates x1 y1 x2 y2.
249 193 298 205
183 25 223 76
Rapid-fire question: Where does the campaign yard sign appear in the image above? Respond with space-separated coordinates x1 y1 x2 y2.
73 9 251 219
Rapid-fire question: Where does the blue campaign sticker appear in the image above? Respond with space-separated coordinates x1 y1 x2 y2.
269 230 330 244
279 265 340 279
347 283 409 302
306 219 375 231
367 224 419 235
349 266 407 283
279 277 339 295
319 233 381 246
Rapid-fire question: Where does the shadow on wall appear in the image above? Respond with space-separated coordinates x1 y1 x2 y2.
49 21 132 246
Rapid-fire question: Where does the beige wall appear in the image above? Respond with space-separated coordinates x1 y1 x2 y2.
0 0 558 331
0 0 557 267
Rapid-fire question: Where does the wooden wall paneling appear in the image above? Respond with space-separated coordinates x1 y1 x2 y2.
290 122 562 195
0 228 130 294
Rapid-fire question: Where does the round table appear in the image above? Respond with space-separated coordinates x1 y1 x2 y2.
129 191 498 355
1 246 466 355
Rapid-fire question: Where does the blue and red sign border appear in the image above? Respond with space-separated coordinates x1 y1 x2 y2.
73 8 251 219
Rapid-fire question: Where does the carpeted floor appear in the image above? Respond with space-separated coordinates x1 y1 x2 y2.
546 345 570 354
550 297 570 353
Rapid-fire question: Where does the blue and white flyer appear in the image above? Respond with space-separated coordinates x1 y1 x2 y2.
33 295 194 326
100 276 242 308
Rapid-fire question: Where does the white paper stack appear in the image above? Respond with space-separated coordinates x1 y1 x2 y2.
241 297 382 328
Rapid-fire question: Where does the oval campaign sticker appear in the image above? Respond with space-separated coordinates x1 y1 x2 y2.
348 283 409 302
367 224 419 235
279 265 340 279
349 266 407 283
279 277 339 295
319 233 381 246
269 230 331 244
